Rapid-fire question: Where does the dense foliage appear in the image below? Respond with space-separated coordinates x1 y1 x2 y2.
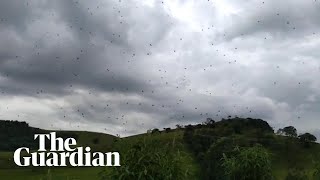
222 145 273 180
182 117 276 179
100 139 188 180
299 133 317 142
182 117 320 179
0 120 79 151
277 126 298 137
0 120 44 151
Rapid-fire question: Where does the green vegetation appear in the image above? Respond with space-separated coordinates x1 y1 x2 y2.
221 145 273 180
0 118 320 179
277 126 298 137
100 137 189 179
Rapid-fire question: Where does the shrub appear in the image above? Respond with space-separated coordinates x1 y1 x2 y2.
202 137 235 180
100 140 188 180
222 145 273 180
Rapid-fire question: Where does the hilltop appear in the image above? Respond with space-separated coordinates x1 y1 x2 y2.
0 118 319 180
0 120 117 152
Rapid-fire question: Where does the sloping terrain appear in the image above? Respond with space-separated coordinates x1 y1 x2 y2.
0 118 319 180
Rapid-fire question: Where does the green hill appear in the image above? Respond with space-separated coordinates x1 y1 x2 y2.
0 118 319 180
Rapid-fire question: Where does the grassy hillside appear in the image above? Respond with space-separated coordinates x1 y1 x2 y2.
181 118 320 179
0 118 320 180
0 120 118 179
0 122 197 180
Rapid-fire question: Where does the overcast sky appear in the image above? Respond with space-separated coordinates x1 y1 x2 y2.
0 0 320 137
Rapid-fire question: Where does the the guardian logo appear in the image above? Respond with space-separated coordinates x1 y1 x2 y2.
13 132 120 167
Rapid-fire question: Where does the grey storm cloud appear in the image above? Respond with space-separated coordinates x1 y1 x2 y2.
223 0 320 40
0 0 320 137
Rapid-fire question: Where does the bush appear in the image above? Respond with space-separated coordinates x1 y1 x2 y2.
100 140 188 180
222 145 273 180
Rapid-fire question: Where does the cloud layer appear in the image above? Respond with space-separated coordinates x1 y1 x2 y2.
0 0 320 137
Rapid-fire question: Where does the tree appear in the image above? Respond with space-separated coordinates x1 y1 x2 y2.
298 132 317 147
185 124 193 131
298 133 317 142
164 128 171 133
278 126 297 137
151 128 160 134
203 118 215 128
176 124 183 129
195 124 203 129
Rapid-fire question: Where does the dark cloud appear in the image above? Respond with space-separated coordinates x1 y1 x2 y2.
224 0 320 40
0 0 319 136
